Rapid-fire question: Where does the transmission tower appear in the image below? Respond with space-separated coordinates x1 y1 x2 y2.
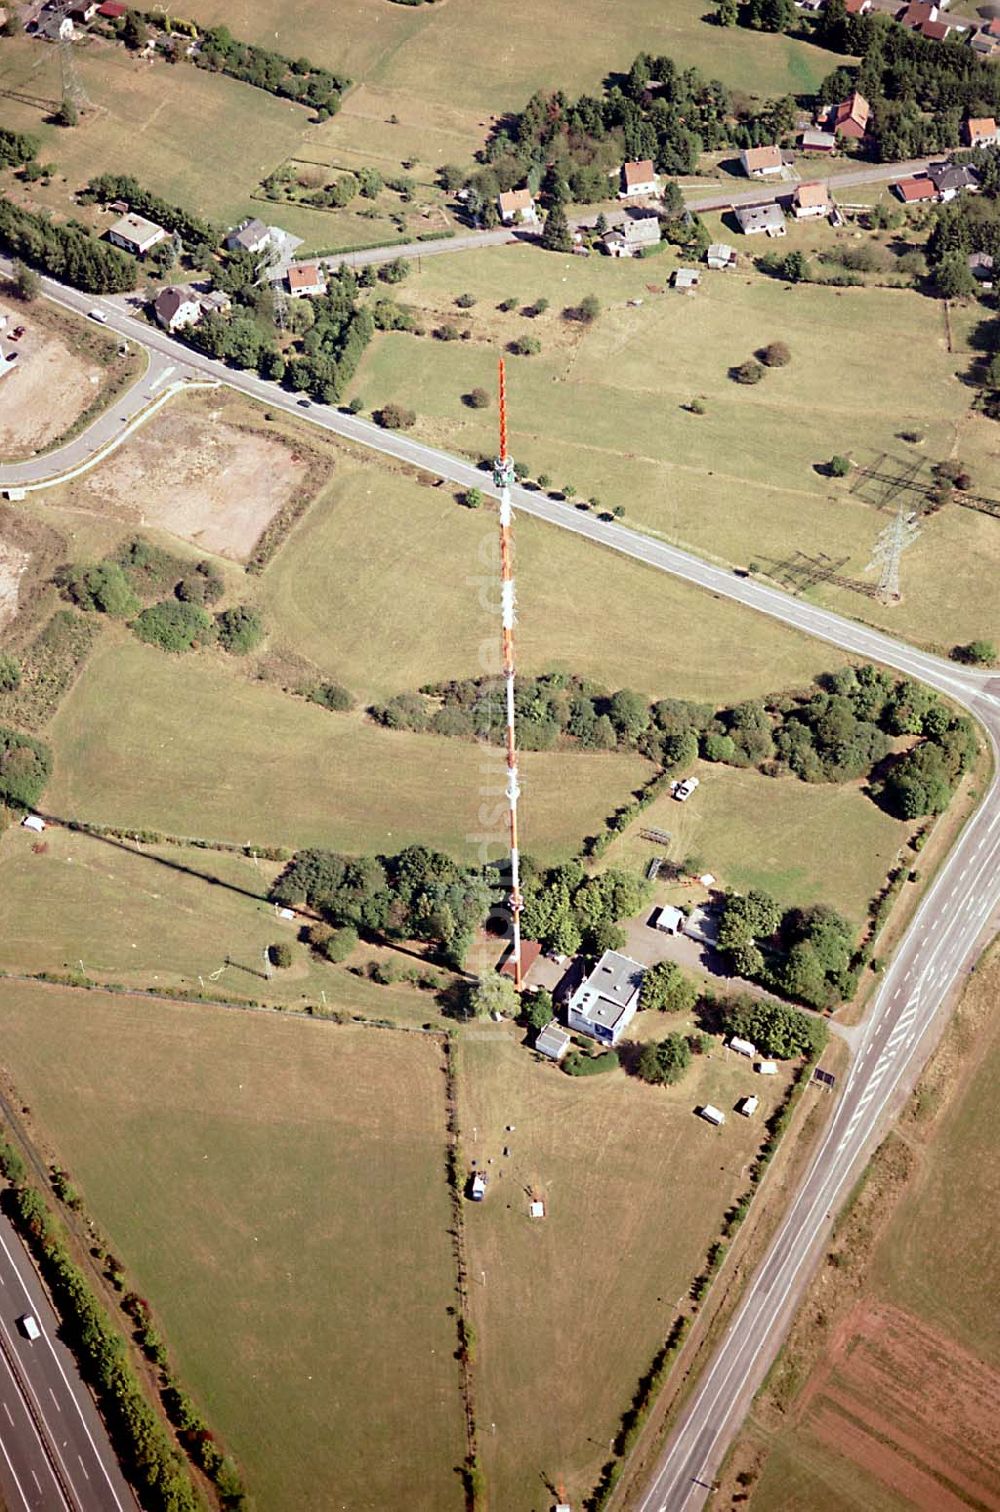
864 498 921 603
493 359 524 989
57 4 93 114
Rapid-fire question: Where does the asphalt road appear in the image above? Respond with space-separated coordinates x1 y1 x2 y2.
1 270 998 1510
683 156 934 214
0 1213 136 1512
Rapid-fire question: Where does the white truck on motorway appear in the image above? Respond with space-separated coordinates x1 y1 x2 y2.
17 1313 40 1341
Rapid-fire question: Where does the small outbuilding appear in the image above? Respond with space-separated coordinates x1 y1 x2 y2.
529 1200 545 1219
738 1095 759 1118
21 815 45 833
729 1036 757 1059
799 128 836 153
700 1104 726 1127
673 267 700 290
655 905 686 936
893 176 937 205
756 1060 778 1076
535 1022 571 1062
469 1173 487 1201
706 242 736 270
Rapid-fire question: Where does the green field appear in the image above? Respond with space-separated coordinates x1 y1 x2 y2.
260 445 844 706
601 760 910 928
457 1030 794 1510
349 249 999 654
44 632 651 862
0 984 466 1511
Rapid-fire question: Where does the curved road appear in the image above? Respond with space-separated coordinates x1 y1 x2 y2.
1 271 998 1511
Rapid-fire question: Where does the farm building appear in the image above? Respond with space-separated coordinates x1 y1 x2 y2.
566 950 644 1047
799 128 836 152
654 905 686 936
673 268 700 289
225 217 272 254
497 188 538 225
706 242 736 269
684 904 720 948
964 117 998 149
792 181 831 219
534 1023 571 1062
602 215 661 257
894 176 937 204
107 212 167 257
735 204 786 237
620 159 659 197
286 263 325 297
739 145 784 179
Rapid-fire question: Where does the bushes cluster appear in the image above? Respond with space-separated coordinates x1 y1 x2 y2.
57 561 140 618
717 889 857 1010
271 843 495 969
132 600 213 653
519 859 651 956
639 959 697 1014
214 605 263 655
0 194 136 292
563 1048 619 1076
0 725 52 808
0 129 38 168
79 173 220 251
717 993 829 1057
304 680 354 711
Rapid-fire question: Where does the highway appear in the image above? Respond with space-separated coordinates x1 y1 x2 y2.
0 1212 136 1512
1 269 998 1511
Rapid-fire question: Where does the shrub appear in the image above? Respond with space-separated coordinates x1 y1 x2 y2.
464 487 483 509
498 297 518 312
0 726 51 808
563 1049 619 1076
175 561 224 606
59 561 140 618
306 681 354 711
269 942 293 968
529 297 549 316
759 340 790 367
132 600 212 653
951 639 996 666
0 652 20 691
688 397 706 414
829 454 851 477
215 605 264 655
370 692 430 730
733 358 765 385
455 292 476 308
322 925 358 962
511 335 541 356
375 402 416 429
466 387 489 408
378 257 411 284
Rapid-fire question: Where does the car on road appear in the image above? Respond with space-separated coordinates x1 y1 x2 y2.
297 398 312 407
17 1313 41 1341
87 309 108 324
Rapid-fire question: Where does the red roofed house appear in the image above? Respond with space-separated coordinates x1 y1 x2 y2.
286 262 325 297
894 176 937 204
793 181 832 219
897 1 938 27
497 187 539 225
965 117 999 148
97 1 126 15
831 91 870 140
844 0 871 12
620 159 659 197
920 18 951 39
739 144 784 178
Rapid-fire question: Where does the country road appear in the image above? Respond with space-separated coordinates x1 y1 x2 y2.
1 266 998 1512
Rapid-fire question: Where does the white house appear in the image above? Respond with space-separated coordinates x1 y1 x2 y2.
566 950 644 1047
735 203 786 238
534 1022 571 1061
497 187 538 225
107 212 168 257
706 242 736 270
225 217 272 255
964 116 998 149
152 284 202 333
739 145 784 179
620 159 659 198
792 181 831 219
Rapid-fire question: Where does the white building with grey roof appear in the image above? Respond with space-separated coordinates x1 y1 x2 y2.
566 950 645 1046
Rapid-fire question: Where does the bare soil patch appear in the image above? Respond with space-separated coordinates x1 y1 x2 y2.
0 539 29 633
66 406 311 561
0 296 104 458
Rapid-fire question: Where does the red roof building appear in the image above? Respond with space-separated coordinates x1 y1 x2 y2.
832 91 870 140
894 176 937 203
97 1 126 15
500 939 543 982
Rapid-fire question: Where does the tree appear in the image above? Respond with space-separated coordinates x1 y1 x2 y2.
0 726 51 809
525 990 555 1033
577 293 601 323
759 340 791 367
935 252 977 301
745 0 796 29
466 387 489 408
733 359 765 385
829 454 851 477
0 653 20 692
321 925 358 962
541 201 573 253
375 402 416 429
132 600 212 653
11 261 39 301
608 687 651 742
269 942 293 968
122 10 149 49
469 972 520 1020
720 997 827 1057
715 0 739 23
464 487 483 509
640 960 698 1014
378 257 411 284
214 606 264 655
60 561 140 618
951 639 996 666
511 335 541 356
637 1033 692 1086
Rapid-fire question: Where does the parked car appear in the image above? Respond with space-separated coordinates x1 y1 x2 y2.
673 776 700 803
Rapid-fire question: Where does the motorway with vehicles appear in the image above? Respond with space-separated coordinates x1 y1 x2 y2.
0 270 997 1511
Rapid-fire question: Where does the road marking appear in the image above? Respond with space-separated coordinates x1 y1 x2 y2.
77 1455 90 1481
30 1471 41 1492
148 364 175 394
48 1388 60 1412
2 1400 12 1425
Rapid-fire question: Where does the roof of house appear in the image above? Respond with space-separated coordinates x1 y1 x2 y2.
741 144 783 173
967 116 997 137
568 950 644 1032
800 128 836 149
97 1 126 14
624 214 660 245
987 17 1000 35
227 217 269 248
497 187 534 215
898 1 937 26
287 262 324 291
968 250 995 270
927 161 978 191
622 159 656 188
795 180 831 208
674 268 699 287
500 938 543 981
895 175 938 201
735 202 785 232
844 0 869 13
707 241 735 261
833 91 870 132
920 18 950 39
153 285 198 322
657 904 687 930
108 212 165 247
535 1022 571 1057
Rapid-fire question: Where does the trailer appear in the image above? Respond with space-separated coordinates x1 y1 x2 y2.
699 1104 726 1127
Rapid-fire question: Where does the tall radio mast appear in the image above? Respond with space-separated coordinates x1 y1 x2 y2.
493 359 523 989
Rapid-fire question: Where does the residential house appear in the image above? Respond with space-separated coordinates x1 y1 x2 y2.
968 251 995 288
830 91 870 140
970 27 1000 56
97 1 127 16
735 203 786 237
107 212 167 256
497 187 538 225
68 1 99 21
286 262 325 297
844 0 871 12
897 0 938 27
706 241 736 269
800 128 836 152
927 161 979 200
793 181 831 218
602 215 661 257
964 117 998 149
620 159 659 197
534 1022 571 1061
566 950 644 1047
893 175 938 203
225 217 272 255
739 144 784 178
152 285 202 333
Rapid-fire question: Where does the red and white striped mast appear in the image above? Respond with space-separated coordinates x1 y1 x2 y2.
493 358 523 988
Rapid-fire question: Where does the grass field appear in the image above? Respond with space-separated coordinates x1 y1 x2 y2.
745 947 1000 1512
0 984 466 1512
348 249 999 653
259 442 845 706
600 760 908 928
44 632 651 862
456 1029 794 1511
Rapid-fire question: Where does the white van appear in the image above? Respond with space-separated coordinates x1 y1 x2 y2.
87 309 108 324
18 1313 40 1341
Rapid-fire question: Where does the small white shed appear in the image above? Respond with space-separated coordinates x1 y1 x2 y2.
655 905 685 936
738 1095 759 1118
756 1060 778 1076
700 1104 726 1127
729 1036 756 1059
21 815 45 834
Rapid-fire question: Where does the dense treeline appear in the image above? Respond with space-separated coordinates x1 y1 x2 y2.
817 2 1000 158
0 195 136 291
372 665 977 818
717 890 859 1008
0 128 37 168
191 23 348 117
6 1184 201 1511
79 173 220 250
464 51 795 218
271 844 497 969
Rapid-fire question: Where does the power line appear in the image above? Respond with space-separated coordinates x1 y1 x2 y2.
493 358 523 988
